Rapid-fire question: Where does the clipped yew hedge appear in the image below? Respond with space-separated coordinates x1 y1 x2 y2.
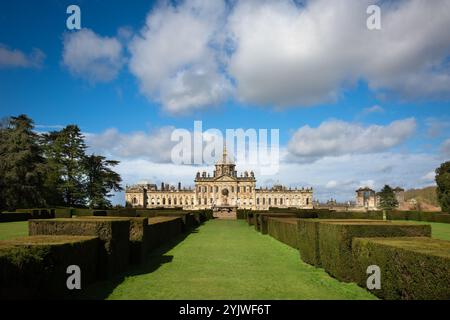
146 217 183 252
353 237 450 300
29 218 130 278
317 210 384 220
0 212 31 222
107 208 137 217
318 221 431 282
297 219 389 267
258 213 297 234
81 216 149 264
267 217 299 249
385 210 450 223
0 235 99 299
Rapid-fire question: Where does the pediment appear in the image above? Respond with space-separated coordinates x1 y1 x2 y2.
214 174 237 182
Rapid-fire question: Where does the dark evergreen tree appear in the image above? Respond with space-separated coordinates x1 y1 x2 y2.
436 161 450 212
0 115 46 210
40 131 65 206
84 154 122 208
44 125 87 206
378 185 399 210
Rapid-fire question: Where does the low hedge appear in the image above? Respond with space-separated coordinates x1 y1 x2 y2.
258 213 298 234
434 213 450 223
353 237 450 300
81 216 148 265
236 210 248 220
55 208 72 218
317 211 384 220
297 219 389 267
318 221 431 282
0 212 31 222
0 235 99 299
29 218 130 278
267 217 299 249
107 208 137 217
146 217 183 252
386 210 450 223
246 212 254 226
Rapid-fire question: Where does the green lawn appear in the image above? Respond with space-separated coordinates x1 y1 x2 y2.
0 221 28 240
82 220 376 300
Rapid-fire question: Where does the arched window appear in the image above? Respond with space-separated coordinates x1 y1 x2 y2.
274 198 277 205
132 197 138 204
162 198 166 205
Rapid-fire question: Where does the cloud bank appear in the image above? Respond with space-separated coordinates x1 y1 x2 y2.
61 0 450 114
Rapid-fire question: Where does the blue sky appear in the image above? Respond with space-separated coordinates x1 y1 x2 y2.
1 0 450 203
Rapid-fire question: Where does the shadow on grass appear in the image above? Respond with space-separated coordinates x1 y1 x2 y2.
77 228 201 300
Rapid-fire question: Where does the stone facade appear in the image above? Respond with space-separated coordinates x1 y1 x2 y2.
125 146 313 211
355 186 405 209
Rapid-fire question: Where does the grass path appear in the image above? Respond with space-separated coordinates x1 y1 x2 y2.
83 220 375 300
0 221 28 240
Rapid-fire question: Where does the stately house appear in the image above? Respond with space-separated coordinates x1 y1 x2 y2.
125 146 313 211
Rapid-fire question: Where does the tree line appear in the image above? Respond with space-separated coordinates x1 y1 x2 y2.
0 115 122 211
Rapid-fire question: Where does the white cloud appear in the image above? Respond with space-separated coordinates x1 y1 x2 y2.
227 0 450 107
421 171 436 182
0 44 45 69
287 118 416 161
325 180 337 189
85 127 176 163
362 105 384 115
128 1 232 114
441 138 450 156
62 28 124 83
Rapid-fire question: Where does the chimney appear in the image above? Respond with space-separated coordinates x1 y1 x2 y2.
161 182 164 191
178 182 181 191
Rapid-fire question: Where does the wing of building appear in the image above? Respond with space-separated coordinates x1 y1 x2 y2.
125 146 313 210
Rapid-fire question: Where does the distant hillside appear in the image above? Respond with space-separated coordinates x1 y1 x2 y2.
404 186 439 207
